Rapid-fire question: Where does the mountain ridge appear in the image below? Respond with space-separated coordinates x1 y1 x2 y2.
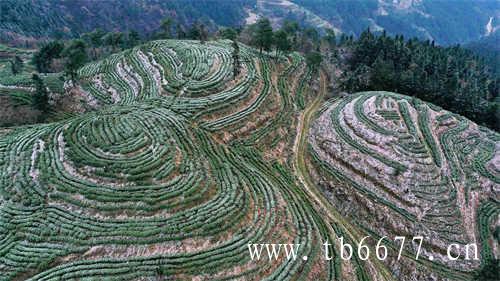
1 0 498 46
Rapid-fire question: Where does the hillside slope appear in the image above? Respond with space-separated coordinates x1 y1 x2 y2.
0 41 498 280
1 0 498 46
0 40 338 280
0 0 253 44
250 0 499 45
309 91 499 279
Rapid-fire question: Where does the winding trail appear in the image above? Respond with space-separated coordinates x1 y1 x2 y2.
292 70 395 281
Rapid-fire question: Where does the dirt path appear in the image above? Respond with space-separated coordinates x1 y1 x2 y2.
291 70 395 281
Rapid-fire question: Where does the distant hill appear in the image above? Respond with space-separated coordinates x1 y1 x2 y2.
250 0 499 45
1 0 498 47
0 0 254 45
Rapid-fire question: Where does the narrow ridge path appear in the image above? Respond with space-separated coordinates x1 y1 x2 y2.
292 70 395 281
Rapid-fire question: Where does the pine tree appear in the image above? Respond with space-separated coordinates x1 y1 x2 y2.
274 30 291 57
127 30 141 48
305 51 322 71
221 28 237 40
62 39 88 82
199 24 208 44
32 74 49 115
232 40 240 79
32 41 64 73
324 28 336 50
176 23 186 39
103 32 124 52
188 25 200 40
254 18 273 54
160 17 173 39
10 55 23 75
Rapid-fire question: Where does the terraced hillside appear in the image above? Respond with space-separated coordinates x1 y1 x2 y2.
0 40 338 280
0 40 498 281
75 40 311 152
309 91 500 279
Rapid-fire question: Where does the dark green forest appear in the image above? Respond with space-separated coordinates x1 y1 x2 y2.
0 0 254 45
466 30 500 77
341 29 499 131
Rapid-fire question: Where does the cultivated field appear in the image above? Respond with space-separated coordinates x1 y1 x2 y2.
0 40 336 280
0 41 498 281
309 91 499 279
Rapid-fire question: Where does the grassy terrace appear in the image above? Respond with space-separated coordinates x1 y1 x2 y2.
0 40 498 280
0 40 336 280
308 91 499 280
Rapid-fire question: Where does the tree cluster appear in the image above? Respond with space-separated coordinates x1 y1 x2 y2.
80 28 142 59
155 17 211 43
31 28 144 81
32 39 88 82
32 41 64 73
241 18 323 69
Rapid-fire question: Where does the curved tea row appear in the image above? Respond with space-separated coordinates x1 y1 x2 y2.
0 42 335 281
78 40 309 147
0 103 336 280
309 91 499 277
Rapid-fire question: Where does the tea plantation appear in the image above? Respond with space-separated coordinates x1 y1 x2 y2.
0 40 498 280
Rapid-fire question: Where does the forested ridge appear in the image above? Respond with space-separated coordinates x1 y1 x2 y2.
0 0 254 45
3 13 499 132
466 30 500 77
2 0 498 48
340 29 499 131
